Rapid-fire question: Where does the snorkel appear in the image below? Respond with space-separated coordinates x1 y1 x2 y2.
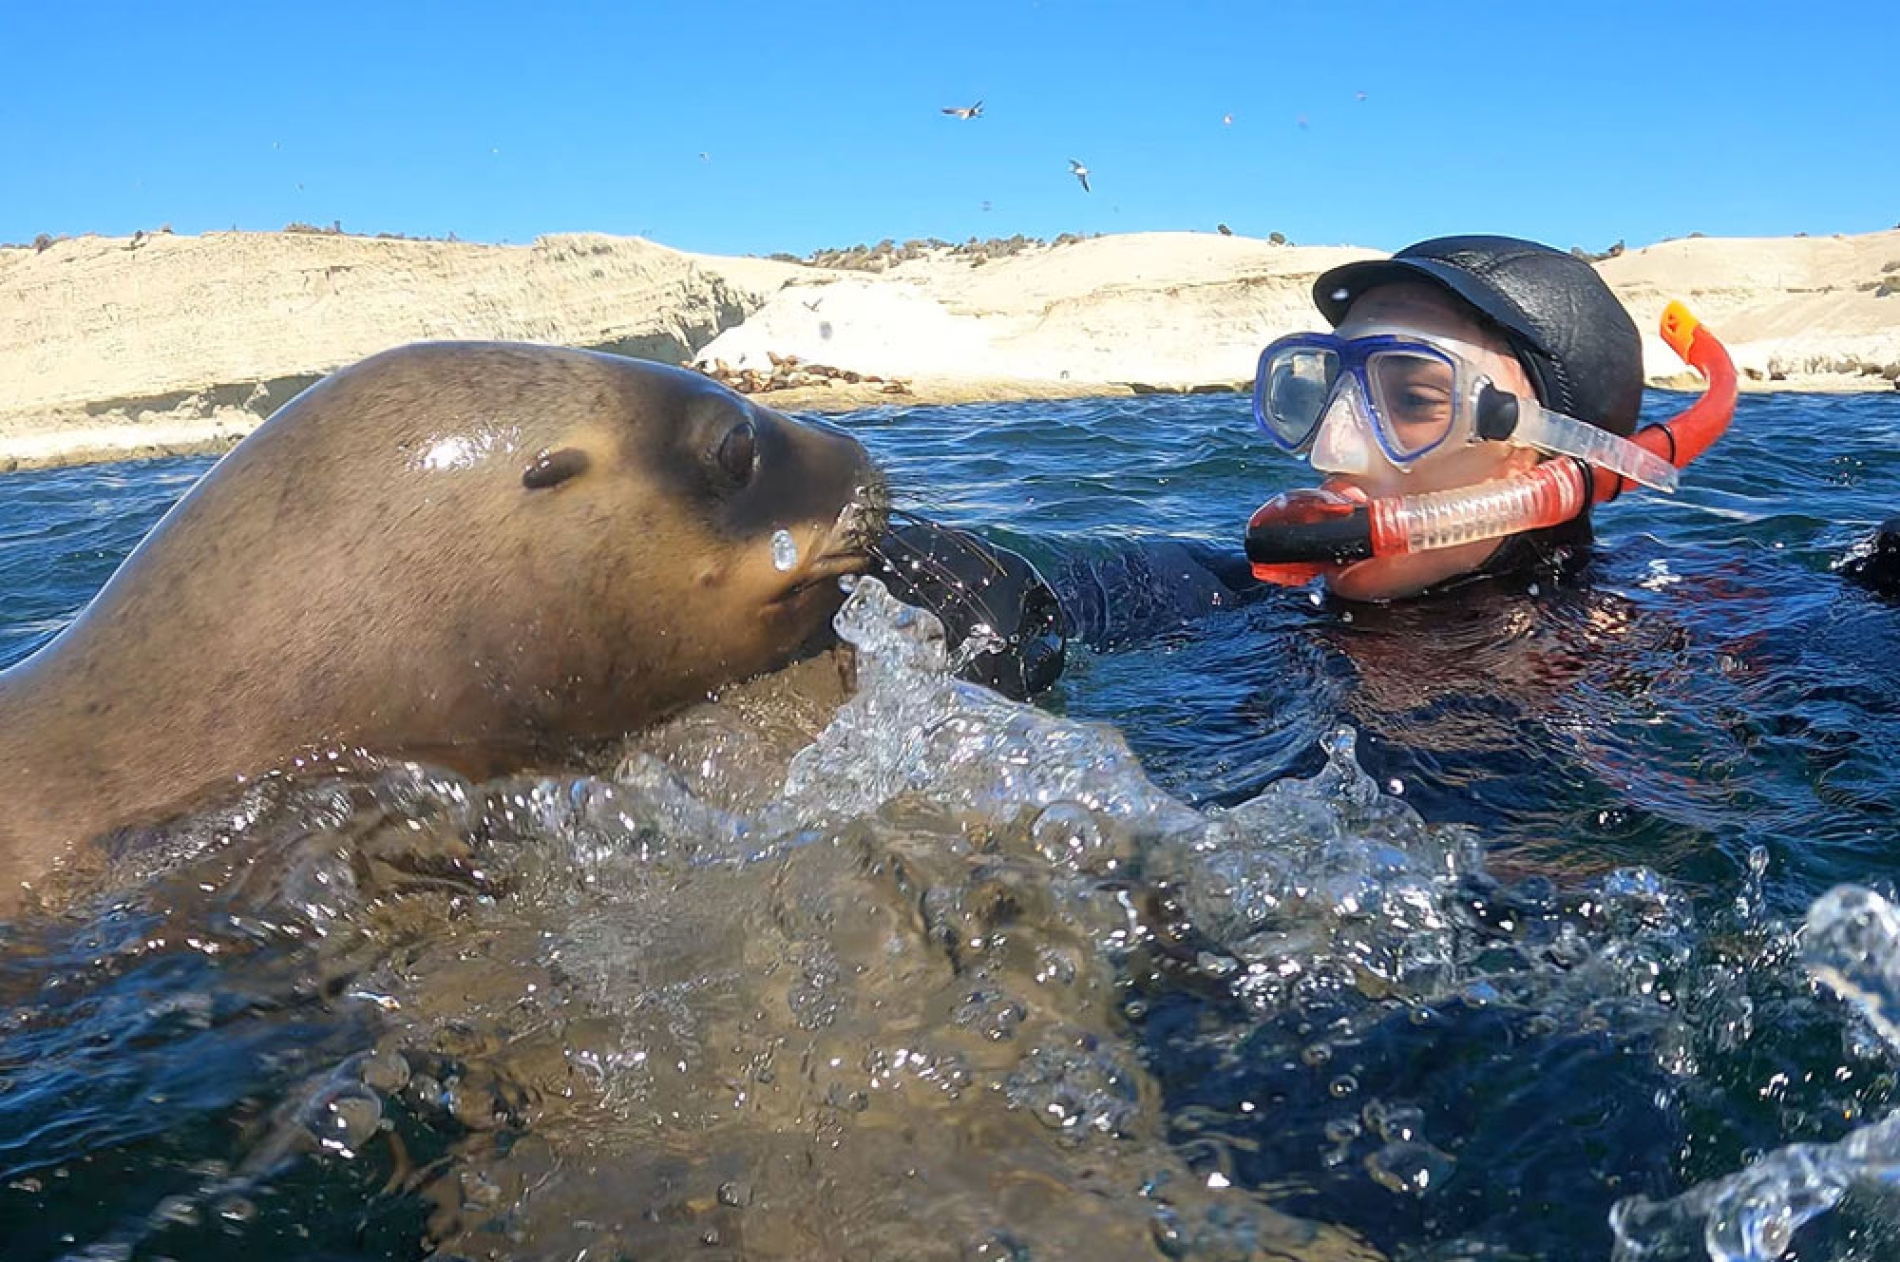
1245 302 1739 585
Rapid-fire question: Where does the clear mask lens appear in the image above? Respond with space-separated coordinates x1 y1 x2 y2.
1364 348 1458 459
1258 346 1339 451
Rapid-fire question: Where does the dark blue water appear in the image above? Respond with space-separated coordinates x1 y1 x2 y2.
6 388 1900 1260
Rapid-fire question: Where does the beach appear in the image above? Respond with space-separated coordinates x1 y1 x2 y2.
3 226 1897 471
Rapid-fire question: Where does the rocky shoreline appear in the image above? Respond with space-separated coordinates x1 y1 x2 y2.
4 227 1897 471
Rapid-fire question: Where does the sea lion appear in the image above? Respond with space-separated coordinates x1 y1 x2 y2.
0 342 886 911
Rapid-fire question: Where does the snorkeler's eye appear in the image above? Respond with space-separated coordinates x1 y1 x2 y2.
1393 387 1452 420
714 421 758 487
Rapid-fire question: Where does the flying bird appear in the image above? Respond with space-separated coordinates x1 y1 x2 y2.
1355 90 1368 102
1069 159 1091 193
942 100 983 120
1222 112 1233 126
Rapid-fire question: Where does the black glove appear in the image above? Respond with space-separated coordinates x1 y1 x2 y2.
870 521 1067 700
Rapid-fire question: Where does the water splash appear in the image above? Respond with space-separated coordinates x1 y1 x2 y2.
13 573 1882 1262
1610 885 1900 1261
774 577 1203 836
770 527 799 571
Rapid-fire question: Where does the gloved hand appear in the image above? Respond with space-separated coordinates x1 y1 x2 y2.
870 521 1067 700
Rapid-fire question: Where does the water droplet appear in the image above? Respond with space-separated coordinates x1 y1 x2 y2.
771 529 799 571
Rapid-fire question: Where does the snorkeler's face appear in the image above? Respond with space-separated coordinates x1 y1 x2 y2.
1315 283 1543 602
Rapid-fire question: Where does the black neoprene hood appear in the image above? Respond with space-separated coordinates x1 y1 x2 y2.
1313 235 1645 437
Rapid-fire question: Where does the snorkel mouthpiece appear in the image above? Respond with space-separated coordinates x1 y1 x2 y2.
1246 487 1373 583
1245 302 1739 586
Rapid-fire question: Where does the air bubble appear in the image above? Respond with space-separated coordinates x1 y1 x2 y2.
1365 1140 1455 1197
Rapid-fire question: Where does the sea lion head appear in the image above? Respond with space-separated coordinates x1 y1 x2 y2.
389 344 890 739
24 343 889 774
539 348 890 675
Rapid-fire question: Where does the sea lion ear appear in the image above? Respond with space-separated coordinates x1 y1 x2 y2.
522 447 590 490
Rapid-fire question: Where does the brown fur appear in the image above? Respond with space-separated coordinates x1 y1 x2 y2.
0 343 884 911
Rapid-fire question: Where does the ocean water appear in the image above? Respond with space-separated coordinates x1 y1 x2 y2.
4 388 1900 1261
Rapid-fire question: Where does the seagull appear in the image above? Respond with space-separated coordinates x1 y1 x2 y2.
1222 112 1233 126
942 100 983 120
1069 159 1091 193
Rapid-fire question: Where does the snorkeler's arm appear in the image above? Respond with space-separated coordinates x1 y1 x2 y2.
1033 535 1265 651
871 523 1263 693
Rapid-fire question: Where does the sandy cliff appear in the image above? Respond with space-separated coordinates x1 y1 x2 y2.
1598 233 1900 388
3 227 1897 470
0 231 805 467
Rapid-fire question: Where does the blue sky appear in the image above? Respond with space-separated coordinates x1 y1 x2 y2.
3 0 1895 256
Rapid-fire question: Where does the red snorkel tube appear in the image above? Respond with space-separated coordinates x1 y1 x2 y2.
1246 302 1739 585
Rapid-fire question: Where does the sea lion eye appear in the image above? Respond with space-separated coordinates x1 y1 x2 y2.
715 421 758 486
522 447 590 490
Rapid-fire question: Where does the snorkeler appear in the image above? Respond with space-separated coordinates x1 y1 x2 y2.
876 236 1736 695
1244 235 1737 600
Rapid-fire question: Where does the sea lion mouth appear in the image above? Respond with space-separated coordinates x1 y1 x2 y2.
768 472 890 606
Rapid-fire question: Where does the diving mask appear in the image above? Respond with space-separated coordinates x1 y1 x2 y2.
1252 328 1679 492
